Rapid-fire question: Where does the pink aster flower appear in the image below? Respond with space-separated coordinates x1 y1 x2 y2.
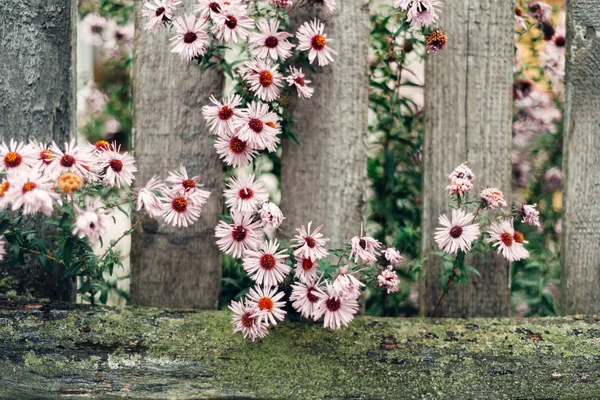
170 14 210 61
250 19 295 61
142 0 181 32
446 178 473 196
384 247 404 266
1 139 37 178
236 101 281 152
7 168 61 216
480 187 507 209
161 188 209 228
529 2 552 25
224 174 269 214
296 20 337 66
80 13 108 46
434 209 481 254
72 199 111 244
291 221 330 261
286 66 314 99
246 286 287 326
313 283 359 330
448 162 475 182
229 300 269 341
214 128 258 167
349 233 382 264
48 140 95 180
244 59 285 102
215 211 262 258
294 256 318 284
332 265 365 299
212 9 254 45
96 143 137 188
195 0 226 20
29 140 56 171
136 176 166 218
406 0 442 28
269 0 293 9
202 94 243 136
243 239 291 287
290 280 324 319
104 21 134 54
486 220 529 262
520 204 541 227
259 201 284 229
166 165 203 194
378 266 400 294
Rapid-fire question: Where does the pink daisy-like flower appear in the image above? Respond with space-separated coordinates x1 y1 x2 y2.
229 300 269 341
486 220 529 262
269 0 293 9
296 20 337 66
290 280 324 319
161 188 209 227
243 239 291 287
434 209 481 254
250 19 295 62
313 283 359 330
142 0 181 32
195 0 226 20
406 0 442 29
170 14 210 61
72 199 111 244
215 211 262 258
104 21 135 54
224 174 269 214
294 256 318 284
291 221 330 261
48 140 95 179
349 233 382 264
214 128 258 167
166 165 210 197
332 265 365 299
529 1 552 25
446 178 473 196
259 201 284 229
480 187 507 209
244 59 284 102
96 143 137 188
448 162 475 182
80 13 108 46
202 94 243 136
520 203 541 227
212 9 254 45
384 247 404 266
236 101 281 152
7 168 61 216
136 176 166 218
378 266 400 294
285 66 314 99
1 139 36 178
246 286 287 326
29 140 56 171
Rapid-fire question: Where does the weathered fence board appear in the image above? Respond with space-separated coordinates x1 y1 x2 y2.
561 0 600 314
1 299 599 399
279 1 369 247
421 0 514 317
131 0 223 309
0 0 76 301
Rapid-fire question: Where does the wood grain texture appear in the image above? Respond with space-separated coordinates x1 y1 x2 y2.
0 0 76 301
1 300 600 399
279 0 369 248
131 0 223 309
420 0 514 317
561 0 600 314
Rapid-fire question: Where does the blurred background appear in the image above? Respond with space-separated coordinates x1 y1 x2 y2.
76 0 565 316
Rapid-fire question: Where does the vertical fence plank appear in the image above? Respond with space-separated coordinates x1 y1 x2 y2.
420 0 514 317
279 0 369 248
131 0 223 309
561 0 600 315
0 0 76 300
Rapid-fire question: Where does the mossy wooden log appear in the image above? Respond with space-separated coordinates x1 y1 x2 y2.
1 299 599 399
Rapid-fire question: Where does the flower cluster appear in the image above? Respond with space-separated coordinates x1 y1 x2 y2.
80 12 134 57
0 138 209 302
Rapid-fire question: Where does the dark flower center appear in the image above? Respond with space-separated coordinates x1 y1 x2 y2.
265 36 279 48
182 179 196 190
260 254 276 270
311 34 326 50
232 225 247 242
305 237 316 248
359 239 366 249
241 312 254 328
325 297 341 312
209 2 221 13
238 188 254 200
225 15 237 29
555 36 566 47
22 182 37 194
306 288 319 303
248 118 263 133
258 297 274 311
500 232 513 247
155 7 166 16
259 70 274 87
60 154 76 167
218 106 234 120
172 196 188 213
449 226 463 238
302 258 314 271
4 152 22 168
109 159 123 172
294 77 305 86
184 32 198 44
229 137 246 153
513 231 525 244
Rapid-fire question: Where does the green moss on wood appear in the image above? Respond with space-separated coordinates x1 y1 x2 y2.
1 301 599 399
